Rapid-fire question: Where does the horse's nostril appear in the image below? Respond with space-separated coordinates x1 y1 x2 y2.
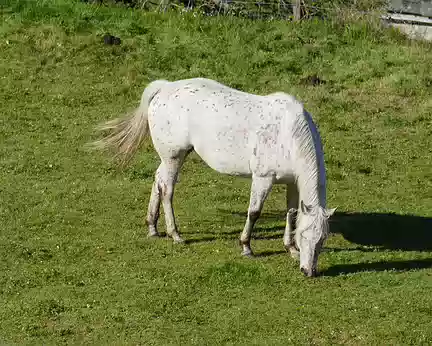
300 267 307 276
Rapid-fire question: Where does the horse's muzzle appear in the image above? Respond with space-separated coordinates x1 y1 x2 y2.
301 267 317 278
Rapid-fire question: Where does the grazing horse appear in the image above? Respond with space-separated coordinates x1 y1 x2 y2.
92 78 335 277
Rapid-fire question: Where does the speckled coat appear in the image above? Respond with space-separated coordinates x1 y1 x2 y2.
149 79 317 185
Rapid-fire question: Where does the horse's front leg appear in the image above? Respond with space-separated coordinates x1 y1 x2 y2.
284 183 299 260
240 176 273 257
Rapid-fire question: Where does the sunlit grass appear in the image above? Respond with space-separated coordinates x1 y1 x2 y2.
0 0 431 344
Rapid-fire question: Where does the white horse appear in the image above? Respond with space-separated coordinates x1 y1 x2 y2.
92 78 335 277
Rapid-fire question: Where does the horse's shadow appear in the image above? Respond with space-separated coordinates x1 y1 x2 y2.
329 212 432 252
193 209 432 275
322 211 432 275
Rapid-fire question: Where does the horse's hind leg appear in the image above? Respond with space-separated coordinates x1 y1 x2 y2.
147 148 192 239
240 176 273 256
157 155 187 243
284 183 299 259
146 180 162 237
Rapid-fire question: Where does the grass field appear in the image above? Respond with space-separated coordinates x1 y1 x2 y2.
1 0 431 344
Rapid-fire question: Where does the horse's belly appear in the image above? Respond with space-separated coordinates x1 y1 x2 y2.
193 142 252 176
188 110 253 175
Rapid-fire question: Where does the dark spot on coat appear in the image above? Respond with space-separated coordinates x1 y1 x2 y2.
161 182 168 196
248 210 261 221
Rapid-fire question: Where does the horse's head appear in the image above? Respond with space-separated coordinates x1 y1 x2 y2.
295 201 336 277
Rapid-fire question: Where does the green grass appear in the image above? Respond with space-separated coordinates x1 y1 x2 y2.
1 0 432 344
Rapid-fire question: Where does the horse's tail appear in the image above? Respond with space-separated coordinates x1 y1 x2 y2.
89 79 169 166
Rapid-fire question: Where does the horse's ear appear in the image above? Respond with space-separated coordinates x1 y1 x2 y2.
326 207 337 217
300 200 312 214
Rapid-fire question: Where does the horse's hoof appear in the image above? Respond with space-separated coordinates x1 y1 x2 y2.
284 245 299 260
173 237 185 244
242 250 254 257
147 232 160 238
290 249 300 261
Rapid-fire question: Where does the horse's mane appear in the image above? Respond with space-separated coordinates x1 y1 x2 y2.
289 99 329 240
